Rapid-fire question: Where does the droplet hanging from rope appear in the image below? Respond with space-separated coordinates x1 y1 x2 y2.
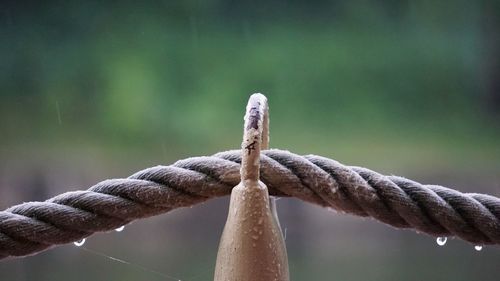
436 237 447 246
74 239 86 247
115 226 125 232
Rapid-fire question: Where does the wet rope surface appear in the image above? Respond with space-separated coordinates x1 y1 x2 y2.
1 149 499 260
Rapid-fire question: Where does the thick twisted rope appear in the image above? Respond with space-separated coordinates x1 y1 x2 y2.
1 149 499 260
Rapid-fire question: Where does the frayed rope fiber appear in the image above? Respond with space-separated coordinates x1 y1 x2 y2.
1 149 499 260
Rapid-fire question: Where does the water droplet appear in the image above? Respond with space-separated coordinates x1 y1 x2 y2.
436 237 447 246
74 238 86 247
474 245 483 251
115 226 125 232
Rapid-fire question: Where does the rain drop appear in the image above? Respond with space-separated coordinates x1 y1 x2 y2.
271 196 281 202
74 238 86 247
115 225 125 232
474 245 483 251
436 237 447 246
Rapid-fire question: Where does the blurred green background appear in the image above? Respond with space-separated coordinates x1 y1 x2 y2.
0 1 499 280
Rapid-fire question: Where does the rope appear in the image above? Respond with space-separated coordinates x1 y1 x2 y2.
1 149 499 260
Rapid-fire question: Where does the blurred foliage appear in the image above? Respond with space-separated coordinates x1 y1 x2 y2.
1 0 499 155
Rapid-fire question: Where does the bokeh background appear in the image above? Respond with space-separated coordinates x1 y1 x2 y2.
1 1 499 280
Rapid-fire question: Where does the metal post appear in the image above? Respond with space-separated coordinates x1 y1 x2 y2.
214 93 290 281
